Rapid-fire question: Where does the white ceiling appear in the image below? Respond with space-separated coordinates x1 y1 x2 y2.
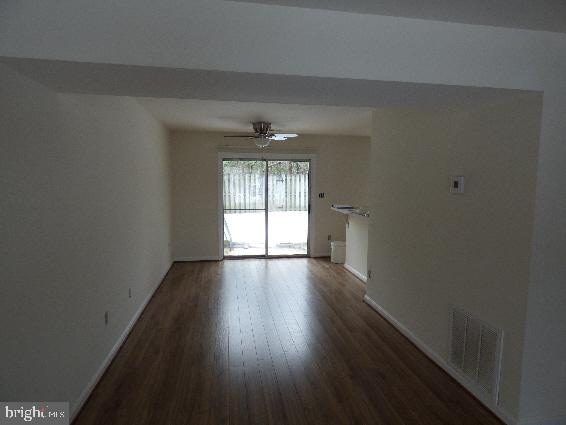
2 58 528 110
229 0 566 33
138 98 373 136
2 57 531 137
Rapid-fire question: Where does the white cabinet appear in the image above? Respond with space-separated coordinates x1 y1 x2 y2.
331 205 369 283
345 214 368 282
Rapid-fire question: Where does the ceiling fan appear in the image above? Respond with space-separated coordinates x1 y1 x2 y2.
224 122 298 148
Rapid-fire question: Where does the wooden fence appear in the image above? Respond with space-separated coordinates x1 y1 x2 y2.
223 172 309 211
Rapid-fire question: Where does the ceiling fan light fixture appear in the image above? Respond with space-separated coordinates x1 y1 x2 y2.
254 136 271 148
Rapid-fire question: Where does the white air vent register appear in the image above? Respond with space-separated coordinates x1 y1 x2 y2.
449 307 503 404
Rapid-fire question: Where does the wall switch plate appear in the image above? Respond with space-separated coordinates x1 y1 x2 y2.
450 176 465 193
318 193 325 198
327 234 332 241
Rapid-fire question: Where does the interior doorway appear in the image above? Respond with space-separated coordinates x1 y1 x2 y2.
222 158 310 258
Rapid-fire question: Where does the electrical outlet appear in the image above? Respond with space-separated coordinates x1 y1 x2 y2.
327 234 332 241
128 288 132 298
368 269 372 279
450 176 465 193
104 311 109 325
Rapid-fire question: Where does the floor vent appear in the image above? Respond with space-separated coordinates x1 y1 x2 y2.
449 308 503 403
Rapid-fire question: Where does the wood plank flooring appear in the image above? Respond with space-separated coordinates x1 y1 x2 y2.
73 258 503 425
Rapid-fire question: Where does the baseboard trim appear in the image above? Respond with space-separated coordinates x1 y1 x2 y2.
174 256 221 262
310 251 330 258
344 263 367 283
70 262 173 422
517 416 566 425
363 294 517 425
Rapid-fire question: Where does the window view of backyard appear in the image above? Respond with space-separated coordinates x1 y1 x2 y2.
223 159 309 257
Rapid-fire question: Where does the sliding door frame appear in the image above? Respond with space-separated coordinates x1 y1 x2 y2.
218 151 317 260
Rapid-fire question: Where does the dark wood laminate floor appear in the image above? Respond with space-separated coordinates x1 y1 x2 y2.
74 258 503 425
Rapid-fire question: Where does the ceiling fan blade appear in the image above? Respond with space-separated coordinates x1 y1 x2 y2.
271 133 298 141
273 133 298 138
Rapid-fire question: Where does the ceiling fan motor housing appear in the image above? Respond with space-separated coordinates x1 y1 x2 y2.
252 121 272 136
223 121 297 147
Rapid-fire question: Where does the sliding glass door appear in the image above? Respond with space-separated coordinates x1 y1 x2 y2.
222 158 310 258
223 160 266 256
267 160 309 256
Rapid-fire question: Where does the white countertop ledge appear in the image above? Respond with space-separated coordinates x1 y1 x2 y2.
331 206 370 218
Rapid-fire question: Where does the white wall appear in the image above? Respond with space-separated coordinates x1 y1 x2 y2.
366 94 542 421
0 65 172 415
169 131 370 259
519 91 566 423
